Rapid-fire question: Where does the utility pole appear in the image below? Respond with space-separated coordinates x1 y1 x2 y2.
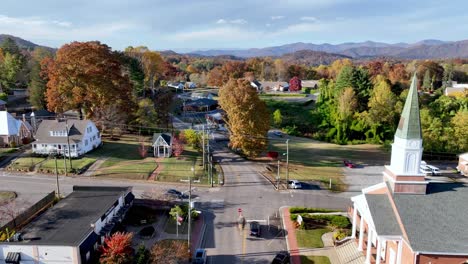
54 154 60 198
63 151 67 177
202 125 205 172
277 158 280 190
188 166 194 257
66 120 72 171
286 139 289 189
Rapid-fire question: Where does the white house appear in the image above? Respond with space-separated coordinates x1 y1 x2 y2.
0 111 33 147
185 82 197 89
168 82 185 90
32 119 101 157
0 186 134 264
152 133 172 158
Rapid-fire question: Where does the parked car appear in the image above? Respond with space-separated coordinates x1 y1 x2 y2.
288 180 302 189
250 221 261 237
420 165 433 176
273 131 283 137
193 248 207 264
272 251 290 264
343 160 356 168
426 165 441 175
165 189 188 199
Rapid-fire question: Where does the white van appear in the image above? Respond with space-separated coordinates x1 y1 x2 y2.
426 165 441 175
420 165 433 176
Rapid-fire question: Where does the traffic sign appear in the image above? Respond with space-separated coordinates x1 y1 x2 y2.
238 208 242 213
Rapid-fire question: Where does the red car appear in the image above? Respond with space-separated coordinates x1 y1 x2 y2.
343 160 356 168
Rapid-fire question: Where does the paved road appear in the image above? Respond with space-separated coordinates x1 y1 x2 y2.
0 140 351 264
200 142 351 263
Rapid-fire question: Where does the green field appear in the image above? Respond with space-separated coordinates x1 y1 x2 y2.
156 147 205 183
8 157 46 171
265 135 389 190
39 157 96 174
86 138 157 180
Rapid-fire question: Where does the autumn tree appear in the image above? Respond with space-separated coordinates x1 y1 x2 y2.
207 66 224 87
274 59 287 81
183 129 200 149
366 76 397 141
43 41 133 119
335 87 357 142
135 98 159 128
172 134 184 157
289 76 302 92
273 109 283 127
218 78 270 157
28 47 53 109
99 232 134 264
150 240 190 264
450 110 468 152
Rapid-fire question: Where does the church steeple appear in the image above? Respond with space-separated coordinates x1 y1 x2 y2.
395 74 422 140
385 74 428 194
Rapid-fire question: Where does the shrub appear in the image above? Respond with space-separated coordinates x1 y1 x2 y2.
135 244 149 264
0 93 7 101
289 207 340 214
333 230 348 241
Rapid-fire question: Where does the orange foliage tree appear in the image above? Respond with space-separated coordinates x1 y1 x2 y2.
99 232 134 264
42 41 133 120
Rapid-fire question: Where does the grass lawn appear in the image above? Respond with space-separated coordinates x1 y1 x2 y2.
156 147 204 183
266 136 389 190
8 157 46 171
0 148 18 156
86 138 157 180
300 255 331 264
39 157 96 174
296 228 330 248
260 93 308 98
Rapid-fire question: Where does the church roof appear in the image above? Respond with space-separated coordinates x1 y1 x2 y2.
365 194 402 236
395 74 422 140
393 182 468 253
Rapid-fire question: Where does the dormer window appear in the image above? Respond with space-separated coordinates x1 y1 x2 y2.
50 130 68 137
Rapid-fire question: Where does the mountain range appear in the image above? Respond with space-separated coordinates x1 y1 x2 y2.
2 34 468 63
189 39 468 59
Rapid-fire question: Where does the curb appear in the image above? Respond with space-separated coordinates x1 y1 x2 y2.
279 206 290 251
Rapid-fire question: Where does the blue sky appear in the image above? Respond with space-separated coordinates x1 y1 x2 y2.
1 0 467 52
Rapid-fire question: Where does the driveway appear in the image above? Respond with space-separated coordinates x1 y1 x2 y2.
342 166 385 192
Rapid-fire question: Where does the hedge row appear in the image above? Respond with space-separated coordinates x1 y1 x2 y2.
289 207 340 214
290 213 350 229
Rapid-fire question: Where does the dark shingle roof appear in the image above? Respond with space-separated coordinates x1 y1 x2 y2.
394 183 468 253
365 194 402 236
34 119 92 144
152 133 172 145
17 186 131 246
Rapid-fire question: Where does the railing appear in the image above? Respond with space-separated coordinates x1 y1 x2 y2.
335 236 354 246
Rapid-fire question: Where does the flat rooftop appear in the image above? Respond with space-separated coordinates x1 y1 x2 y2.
14 186 131 246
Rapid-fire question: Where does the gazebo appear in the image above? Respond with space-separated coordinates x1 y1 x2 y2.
152 133 172 158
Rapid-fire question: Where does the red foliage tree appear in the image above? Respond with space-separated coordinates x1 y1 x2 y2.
99 232 134 264
138 137 148 158
172 135 184 157
289 76 302 92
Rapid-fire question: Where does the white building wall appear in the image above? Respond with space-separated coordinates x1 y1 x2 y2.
93 196 124 234
0 245 75 264
390 137 423 175
32 121 101 157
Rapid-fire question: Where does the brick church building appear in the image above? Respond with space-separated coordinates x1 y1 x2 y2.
348 75 468 264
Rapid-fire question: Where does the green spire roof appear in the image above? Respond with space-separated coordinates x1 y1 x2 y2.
395 74 422 139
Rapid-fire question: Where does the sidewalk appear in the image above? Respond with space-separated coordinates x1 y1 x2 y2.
281 207 301 264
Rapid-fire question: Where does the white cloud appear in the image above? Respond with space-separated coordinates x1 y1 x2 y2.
266 23 272 27
271 16 285 20
0 14 135 45
300 16 318 22
216 18 247 25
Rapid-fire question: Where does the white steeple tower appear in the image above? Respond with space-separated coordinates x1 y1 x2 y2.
384 74 428 194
